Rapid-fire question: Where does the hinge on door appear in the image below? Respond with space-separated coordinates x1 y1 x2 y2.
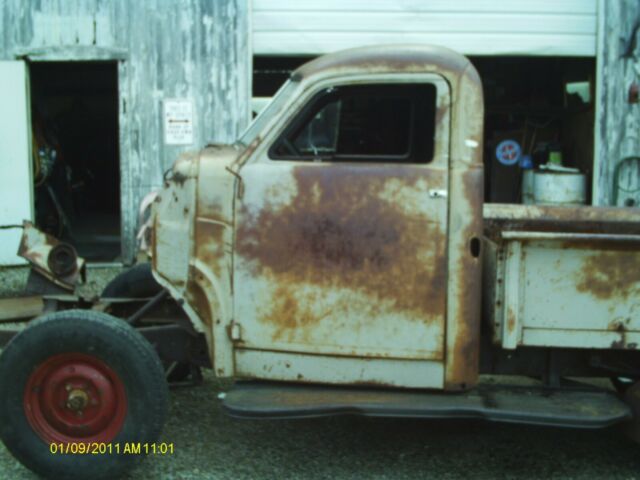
227 321 242 341
429 189 448 199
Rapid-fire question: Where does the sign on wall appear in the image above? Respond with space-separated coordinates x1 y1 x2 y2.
163 99 194 145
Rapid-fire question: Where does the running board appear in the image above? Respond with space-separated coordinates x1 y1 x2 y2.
221 381 632 429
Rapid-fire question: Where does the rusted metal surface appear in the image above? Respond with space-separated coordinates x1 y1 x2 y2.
484 204 640 240
234 350 444 389
150 147 237 376
152 143 240 375
192 145 239 376
444 166 484 390
231 66 459 389
17 221 85 291
235 164 448 362
575 251 640 301
442 60 485 390
293 44 470 83
488 229 640 351
237 168 447 320
151 45 485 387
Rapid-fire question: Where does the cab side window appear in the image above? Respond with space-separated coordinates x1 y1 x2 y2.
270 83 437 163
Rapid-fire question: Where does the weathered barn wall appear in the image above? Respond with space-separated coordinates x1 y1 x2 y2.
0 0 251 262
253 0 597 57
594 0 640 206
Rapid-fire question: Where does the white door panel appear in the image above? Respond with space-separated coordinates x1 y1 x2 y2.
0 61 32 266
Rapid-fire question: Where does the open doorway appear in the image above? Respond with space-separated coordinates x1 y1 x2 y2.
29 61 120 262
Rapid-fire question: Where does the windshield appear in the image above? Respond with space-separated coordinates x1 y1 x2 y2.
238 79 298 146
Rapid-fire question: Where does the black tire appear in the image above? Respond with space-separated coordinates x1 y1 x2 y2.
102 263 162 298
0 310 169 480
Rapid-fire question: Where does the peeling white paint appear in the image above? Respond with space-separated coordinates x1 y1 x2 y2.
594 0 640 206
0 0 251 262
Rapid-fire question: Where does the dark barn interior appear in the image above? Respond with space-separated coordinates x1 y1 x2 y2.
29 61 120 261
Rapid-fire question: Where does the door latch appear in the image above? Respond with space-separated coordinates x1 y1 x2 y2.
429 189 448 199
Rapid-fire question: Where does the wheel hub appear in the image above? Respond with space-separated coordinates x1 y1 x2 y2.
66 388 89 412
24 353 127 444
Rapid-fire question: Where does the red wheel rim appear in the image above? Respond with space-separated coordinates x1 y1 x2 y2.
24 353 127 444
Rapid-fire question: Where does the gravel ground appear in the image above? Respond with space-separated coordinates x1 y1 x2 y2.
1 370 639 480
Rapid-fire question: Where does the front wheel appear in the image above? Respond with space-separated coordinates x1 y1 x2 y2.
0 310 169 480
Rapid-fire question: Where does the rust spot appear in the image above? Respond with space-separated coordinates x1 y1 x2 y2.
484 204 640 241
170 170 190 186
608 320 626 332
575 251 640 300
506 310 516 334
18 221 84 290
294 45 473 85
261 285 335 341
234 137 261 168
237 165 447 336
195 215 227 278
446 167 483 390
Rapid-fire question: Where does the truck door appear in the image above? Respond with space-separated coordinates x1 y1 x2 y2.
234 76 450 387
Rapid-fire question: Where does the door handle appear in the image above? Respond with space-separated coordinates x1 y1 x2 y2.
429 189 448 199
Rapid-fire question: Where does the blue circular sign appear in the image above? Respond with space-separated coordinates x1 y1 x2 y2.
496 139 522 166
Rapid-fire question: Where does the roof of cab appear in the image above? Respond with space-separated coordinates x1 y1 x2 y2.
292 44 473 83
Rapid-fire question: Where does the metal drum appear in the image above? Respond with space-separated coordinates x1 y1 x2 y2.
533 171 586 205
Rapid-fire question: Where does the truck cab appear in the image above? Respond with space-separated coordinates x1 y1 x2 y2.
152 44 484 391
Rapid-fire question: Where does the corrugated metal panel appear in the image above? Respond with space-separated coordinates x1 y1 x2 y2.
253 0 597 56
0 0 251 262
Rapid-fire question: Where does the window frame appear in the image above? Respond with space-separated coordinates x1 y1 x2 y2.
269 84 428 163
248 74 451 169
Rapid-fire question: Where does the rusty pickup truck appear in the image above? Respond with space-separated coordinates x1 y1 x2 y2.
1 45 639 480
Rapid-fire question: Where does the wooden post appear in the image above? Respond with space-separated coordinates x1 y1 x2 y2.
594 0 640 206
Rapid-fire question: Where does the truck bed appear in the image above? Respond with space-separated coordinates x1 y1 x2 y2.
482 204 640 351
484 203 640 237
